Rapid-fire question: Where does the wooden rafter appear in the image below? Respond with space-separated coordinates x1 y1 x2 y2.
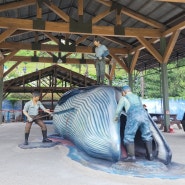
76 35 90 45
43 32 59 44
129 50 140 73
0 0 165 30
66 35 90 58
128 20 185 62
110 53 129 73
78 0 83 16
0 27 17 43
137 37 163 63
0 42 128 55
163 30 181 63
95 0 165 29
2 56 96 64
92 9 113 24
11 30 31 37
109 61 116 80
36 1 42 19
43 1 70 22
101 36 132 49
0 0 35 12
0 0 183 73
0 49 20 65
116 8 122 25
162 21 185 37
3 61 22 77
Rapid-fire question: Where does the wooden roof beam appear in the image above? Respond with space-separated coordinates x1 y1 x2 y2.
36 1 42 19
124 27 161 38
0 17 162 38
163 29 181 63
129 50 140 73
0 42 128 55
129 20 185 56
109 61 116 80
78 0 84 16
129 38 160 55
11 30 31 37
137 36 163 63
162 21 185 37
95 0 165 29
76 35 90 45
0 49 19 65
3 61 22 78
110 53 129 73
43 1 70 22
43 32 59 44
0 0 35 12
66 35 90 58
116 8 122 26
101 36 132 49
5 56 99 64
92 9 114 24
0 27 17 43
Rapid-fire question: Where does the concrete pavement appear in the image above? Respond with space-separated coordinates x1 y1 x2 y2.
0 122 185 185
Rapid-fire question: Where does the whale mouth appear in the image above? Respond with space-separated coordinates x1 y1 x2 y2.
119 114 158 159
119 113 172 165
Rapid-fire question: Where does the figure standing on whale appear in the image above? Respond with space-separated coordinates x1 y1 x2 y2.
93 38 109 85
114 85 153 162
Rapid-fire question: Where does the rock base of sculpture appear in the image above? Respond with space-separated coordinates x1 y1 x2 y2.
50 134 185 179
18 140 59 149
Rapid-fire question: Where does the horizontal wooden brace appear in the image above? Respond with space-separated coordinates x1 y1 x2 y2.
0 17 162 38
0 42 128 55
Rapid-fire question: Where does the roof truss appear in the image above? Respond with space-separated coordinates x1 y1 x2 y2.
0 0 185 74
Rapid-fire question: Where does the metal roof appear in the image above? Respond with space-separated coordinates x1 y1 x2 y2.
0 0 185 72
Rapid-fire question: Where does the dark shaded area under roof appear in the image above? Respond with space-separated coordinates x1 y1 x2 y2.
0 0 185 72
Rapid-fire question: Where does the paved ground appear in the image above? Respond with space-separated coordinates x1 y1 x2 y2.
0 122 185 185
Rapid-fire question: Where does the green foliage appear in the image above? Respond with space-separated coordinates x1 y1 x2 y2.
4 49 185 100
138 58 185 98
142 69 162 98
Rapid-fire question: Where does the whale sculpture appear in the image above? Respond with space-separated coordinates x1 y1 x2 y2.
53 86 172 165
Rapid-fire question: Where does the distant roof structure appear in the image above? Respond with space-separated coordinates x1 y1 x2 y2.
0 0 185 75
3 64 97 98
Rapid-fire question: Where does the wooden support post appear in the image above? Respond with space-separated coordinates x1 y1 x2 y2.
78 0 83 17
108 64 112 86
0 51 4 124
0 64 3 124
160 37 170 132
51 91 54 112
36 1 42 19
140 71 145 99
127 54 133 90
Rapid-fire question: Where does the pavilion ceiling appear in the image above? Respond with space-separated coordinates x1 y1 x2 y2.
0 0 185 78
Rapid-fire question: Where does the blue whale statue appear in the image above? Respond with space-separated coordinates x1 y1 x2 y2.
53 86 172 165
